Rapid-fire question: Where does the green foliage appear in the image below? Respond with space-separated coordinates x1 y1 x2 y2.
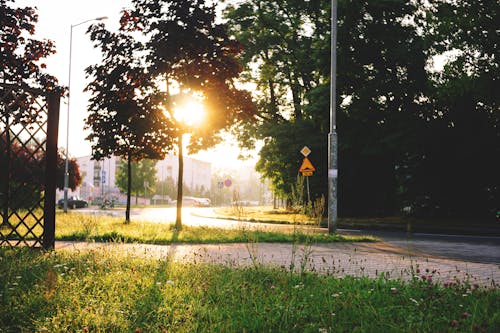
115 158 158 199
226 0 498 219
1 248 498 332
154 177 176 200
401 0 499 219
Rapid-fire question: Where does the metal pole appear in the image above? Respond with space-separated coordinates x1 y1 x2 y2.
63 25 73 213
328 0 338 233
306 175 311 203
63 16 108 213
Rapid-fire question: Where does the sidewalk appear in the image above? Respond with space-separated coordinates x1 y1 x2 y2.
56 240 500 288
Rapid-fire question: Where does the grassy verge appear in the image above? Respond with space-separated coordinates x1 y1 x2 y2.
1 248 498 332
55 213 377 244
214 206 318 224
214 206 500 234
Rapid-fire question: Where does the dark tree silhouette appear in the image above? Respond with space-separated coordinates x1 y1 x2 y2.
85 23 173 223
121 0 257 229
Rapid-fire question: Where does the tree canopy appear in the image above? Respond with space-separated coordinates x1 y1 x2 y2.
110 0 257 228
225 0 498 220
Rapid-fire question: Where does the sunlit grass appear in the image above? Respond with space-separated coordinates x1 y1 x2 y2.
1 248 498 332
55 213 377 244
214 206 317 224
214 206 499 233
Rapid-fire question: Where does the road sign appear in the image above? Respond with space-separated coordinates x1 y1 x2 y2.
299 157 316 176
300 146 311 157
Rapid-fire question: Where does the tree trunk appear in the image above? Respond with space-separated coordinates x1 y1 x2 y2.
125 152 131 223
175 134 184 230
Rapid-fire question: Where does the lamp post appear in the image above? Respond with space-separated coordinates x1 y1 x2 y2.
328 0 338 233
63 16 107 213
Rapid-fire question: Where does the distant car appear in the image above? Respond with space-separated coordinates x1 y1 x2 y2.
57 196 88 209
194 198 211 207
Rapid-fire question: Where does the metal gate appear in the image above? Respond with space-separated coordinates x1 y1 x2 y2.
0 84 60 250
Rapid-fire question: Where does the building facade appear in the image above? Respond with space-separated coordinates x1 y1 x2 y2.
59 154 211 204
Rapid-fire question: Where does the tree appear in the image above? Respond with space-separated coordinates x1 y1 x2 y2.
115 159 157 204
85 21 173 223
399 0 499 219
55 149 82 191
1 0 61 219
154 176 176 202
122 0 257 229
0 137 80 209
226 0 430 217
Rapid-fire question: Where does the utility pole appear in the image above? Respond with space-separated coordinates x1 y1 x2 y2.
328 0 338 233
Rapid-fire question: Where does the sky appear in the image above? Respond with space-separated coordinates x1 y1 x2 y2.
15 0 259 170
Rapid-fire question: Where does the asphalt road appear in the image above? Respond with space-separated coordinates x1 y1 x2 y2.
364 230 500 264
78 206 500 265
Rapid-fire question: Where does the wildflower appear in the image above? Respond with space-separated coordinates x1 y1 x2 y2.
390 287 399 294
270 285 276 290
461 312 469 318
450 320 459 327
166 280 174 286
409 298 419 305
331 293 340 298
442 280 455 287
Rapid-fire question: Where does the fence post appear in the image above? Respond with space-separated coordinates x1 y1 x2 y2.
43 92 60 250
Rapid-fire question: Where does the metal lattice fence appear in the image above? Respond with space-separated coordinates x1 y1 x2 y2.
0 84 60 250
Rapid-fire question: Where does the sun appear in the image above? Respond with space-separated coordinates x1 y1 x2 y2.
173 99 206 128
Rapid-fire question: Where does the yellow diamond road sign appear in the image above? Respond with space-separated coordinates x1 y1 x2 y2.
300 146 311 157
299 157 315 176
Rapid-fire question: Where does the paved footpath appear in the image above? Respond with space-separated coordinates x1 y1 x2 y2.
56 240 500 288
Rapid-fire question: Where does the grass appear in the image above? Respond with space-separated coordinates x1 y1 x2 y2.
54 212 377 244
214 206 500 234
1 247 498 332
214 206 318 224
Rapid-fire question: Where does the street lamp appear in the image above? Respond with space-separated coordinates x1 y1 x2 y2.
328 0 338 233
63 16 107 213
